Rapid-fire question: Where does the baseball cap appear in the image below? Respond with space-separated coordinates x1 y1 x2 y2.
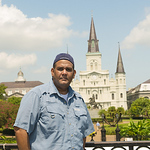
53 53 74 67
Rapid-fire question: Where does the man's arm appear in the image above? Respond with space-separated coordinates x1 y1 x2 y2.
14 126 31 150
83 137 86 150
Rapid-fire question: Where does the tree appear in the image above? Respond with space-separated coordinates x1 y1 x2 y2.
8 96 22 105
0 84 7 99
108 106 116 118
116 107 125 115
98 109 107 117
129 98 150 117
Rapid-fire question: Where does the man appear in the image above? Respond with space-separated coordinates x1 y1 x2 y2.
14 53 94 150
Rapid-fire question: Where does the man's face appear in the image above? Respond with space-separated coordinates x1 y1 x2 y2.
51 60 76 92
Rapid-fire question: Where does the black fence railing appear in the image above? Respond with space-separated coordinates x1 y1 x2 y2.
85 141 150 150
1 141 150 150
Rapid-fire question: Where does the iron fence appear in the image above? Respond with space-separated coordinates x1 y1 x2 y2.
1 141 150 150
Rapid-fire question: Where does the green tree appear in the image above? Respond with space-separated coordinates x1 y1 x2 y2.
8 96 22 105
0 84 7 99
116 107 125 115
98 109 107 117
108 106 116 118
129 98 150 117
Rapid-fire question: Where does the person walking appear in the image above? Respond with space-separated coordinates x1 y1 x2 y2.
14 53 94 150
96 121 100 131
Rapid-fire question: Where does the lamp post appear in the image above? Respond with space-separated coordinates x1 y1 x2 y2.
101 113 106 141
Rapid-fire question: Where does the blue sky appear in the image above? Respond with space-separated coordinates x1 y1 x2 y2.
0 0 150 90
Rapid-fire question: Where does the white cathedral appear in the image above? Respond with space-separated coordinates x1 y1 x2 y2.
71 17 127 110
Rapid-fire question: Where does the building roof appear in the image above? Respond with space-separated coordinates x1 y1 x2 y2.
116 44 125 73
1 81 43 88
88 17 99 53
128 79 150 94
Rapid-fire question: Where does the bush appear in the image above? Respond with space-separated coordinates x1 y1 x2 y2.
2 129 15 136
0 100 19 128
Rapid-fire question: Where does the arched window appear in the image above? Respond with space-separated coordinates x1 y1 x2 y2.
104 79 106 85
96 94 98 99
91 63 93 70
120 93 123 98
95 62 97 70
144 96 149 99
83 80 85 86
112 93 114 100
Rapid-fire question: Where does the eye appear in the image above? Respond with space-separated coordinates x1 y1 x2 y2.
66 68 73 72
57 67 64 71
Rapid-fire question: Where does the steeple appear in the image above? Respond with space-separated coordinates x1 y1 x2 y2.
88 17 99 53
116 43 125 73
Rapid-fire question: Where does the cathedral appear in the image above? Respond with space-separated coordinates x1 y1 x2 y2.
71 17 127 110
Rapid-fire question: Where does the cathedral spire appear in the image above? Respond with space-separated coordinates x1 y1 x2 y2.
88 17 99 53
116 43 125 73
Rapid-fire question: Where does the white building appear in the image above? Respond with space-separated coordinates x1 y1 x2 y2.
71 17 127 110
1 69 43 98
127 79 150 109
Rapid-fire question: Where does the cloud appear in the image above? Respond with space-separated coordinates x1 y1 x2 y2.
33 66 48 74
0 52 37 69
0 4 75 51
121 13 150 49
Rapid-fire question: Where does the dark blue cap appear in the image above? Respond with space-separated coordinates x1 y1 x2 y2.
53 53 74 67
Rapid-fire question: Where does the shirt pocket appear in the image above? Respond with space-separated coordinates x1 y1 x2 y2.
43 105 65 131
73 107 87 130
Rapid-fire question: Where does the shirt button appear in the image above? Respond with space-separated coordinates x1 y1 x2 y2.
71 134 73 137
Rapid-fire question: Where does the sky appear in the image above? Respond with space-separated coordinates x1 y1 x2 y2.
0 0 150 90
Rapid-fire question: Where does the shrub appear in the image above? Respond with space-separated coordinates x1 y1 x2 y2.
0 100 19 128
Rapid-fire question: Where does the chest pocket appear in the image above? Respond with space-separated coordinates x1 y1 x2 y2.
43 104 65 131
73 107 87 129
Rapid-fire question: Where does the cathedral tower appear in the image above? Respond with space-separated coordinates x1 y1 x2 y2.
86 17 102 72
115 43 127 109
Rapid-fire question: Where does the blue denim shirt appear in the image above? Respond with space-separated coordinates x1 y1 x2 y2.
14 80 94 150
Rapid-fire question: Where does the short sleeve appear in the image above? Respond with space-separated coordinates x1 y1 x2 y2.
14 91 41 135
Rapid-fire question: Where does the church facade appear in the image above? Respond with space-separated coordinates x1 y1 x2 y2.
71 17 127 110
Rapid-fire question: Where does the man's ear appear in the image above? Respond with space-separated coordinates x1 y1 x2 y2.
51 68 54 77
73 70 76 78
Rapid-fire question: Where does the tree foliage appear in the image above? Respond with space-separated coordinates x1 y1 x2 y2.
0 100 19 128
108 106 116 118
129 97 150 117
7 96 22 105
0 84 7 99
117 107 125 115
98 109 107 117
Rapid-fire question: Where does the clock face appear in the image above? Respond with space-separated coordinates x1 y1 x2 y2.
92 75 97 80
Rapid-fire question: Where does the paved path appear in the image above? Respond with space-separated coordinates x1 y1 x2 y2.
86 123 125 142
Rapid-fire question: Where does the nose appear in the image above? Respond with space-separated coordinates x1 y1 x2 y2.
62 69 67 74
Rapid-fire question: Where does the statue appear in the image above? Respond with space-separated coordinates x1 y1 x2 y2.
89 95 98 109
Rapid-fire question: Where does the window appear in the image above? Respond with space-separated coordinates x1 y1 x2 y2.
112 93 114 100
22 90 26 95
8 90 12 96
83 80 85 86
92 40 95 48
120 93 123 98
95 62 97 70
104 79 106 85
96 94 98 99
91 63 93 70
